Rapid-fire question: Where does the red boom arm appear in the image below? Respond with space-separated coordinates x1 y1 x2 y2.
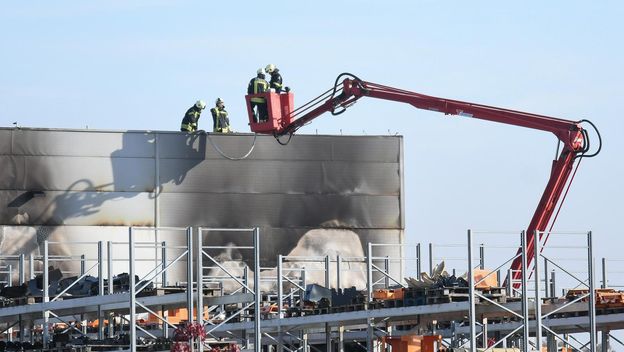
248 74 595 283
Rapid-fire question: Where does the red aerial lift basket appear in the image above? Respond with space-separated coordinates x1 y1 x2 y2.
246 92 294 135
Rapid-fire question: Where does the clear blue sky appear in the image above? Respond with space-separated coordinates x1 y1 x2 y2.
1 2 623 271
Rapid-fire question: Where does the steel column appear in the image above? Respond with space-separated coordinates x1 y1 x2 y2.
416 243 421 280
107 241 114 338
129 228 137 352
196 230 204 352
162 241 168 287
254 228 261 352
98 241 105 339
43 240 49 347
325 255 331 352
601 257 607 289
479 243 485 270
277 255 284 352
186 227 194 328
429 243 434 276
467 230 476 352
588 231 597 352
521 231 530 352
384 256 390 288
336 255 342 290
18 254 24 285
534 231 542 349
602 330 610 352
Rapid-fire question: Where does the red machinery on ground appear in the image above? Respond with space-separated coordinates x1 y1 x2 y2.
245 73 601 282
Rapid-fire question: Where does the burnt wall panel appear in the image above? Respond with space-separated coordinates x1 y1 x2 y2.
11 130 155 157
23 156 155 192
0 156 24 190
158 133 333 161
1 129 402 229
159 159 400 195
331 136 402 162
158 193 400 229
0 130 12 154
0 190 154 225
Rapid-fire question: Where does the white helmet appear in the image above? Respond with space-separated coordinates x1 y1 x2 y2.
265 64 276 74
215 97 224 105
195 100 206 109
257 68 264 75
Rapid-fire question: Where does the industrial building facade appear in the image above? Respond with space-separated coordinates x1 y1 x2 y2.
0 128 404 284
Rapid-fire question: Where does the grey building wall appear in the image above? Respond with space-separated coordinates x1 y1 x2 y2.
0 128 404 287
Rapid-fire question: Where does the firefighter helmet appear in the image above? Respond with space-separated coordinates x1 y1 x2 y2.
195 100 206 109
215 98 224 105
265 64 276 74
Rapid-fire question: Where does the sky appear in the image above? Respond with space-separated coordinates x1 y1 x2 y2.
1 1 623 284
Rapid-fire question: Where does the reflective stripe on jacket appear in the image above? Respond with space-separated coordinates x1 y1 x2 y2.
181 106 201 131
211 107 230 132
248 77 269 103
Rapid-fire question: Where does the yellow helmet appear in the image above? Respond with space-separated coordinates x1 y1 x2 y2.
265 64 276 74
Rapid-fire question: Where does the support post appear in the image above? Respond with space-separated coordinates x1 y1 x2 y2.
544 256 549 298
277 255 284 352
467 230 476 352
162 241 167 287
196 230 204 352
43 240 49 348
550 270 556 303
366 243 374 352
29 254 34 280
429 243 434 276
416 243 421 280
107 241 114 338
18 254 25 285
186 227 194 329
479 243 485 270
602 330 610 352
97 241 105 339
588 231 597 352
521 231 530 352
254 228 261 352
601 257 607 289
534 231 542 349
129 228 137 352
384 256 390 288
336 255 342 290
325 255 331 352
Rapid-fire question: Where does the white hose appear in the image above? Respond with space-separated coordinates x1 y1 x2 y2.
205 133 257 160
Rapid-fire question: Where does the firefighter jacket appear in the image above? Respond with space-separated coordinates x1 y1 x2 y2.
181 105 202 132
211 107 230 133
269 70 283 93
247 75 269 103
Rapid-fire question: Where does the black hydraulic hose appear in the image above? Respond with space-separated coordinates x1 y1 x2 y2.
329 73 365 115
575 119 602 159
274 73 367 143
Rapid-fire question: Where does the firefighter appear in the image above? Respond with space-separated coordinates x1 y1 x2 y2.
265 64 285 93
211 98 231 133
247 68 269 122
180 100 206 132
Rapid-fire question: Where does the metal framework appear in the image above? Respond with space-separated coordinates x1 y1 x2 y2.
0 226 617 352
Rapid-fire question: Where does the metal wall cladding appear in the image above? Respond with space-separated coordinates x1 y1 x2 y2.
0 128 403 230
9 129 156 157
159 193 400 228
0 190 155 226
0 130 12 154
